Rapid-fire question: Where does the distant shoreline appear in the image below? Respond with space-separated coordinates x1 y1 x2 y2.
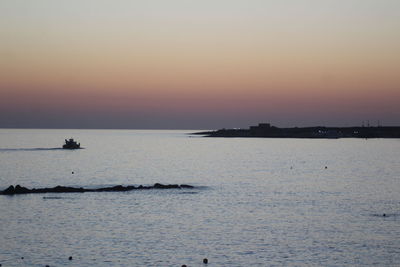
193 123 400 139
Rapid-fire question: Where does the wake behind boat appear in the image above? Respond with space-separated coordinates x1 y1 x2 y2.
63 138 81 149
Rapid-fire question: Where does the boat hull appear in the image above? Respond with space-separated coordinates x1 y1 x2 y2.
62 144 81 149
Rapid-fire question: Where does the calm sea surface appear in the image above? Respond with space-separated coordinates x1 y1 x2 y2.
0 129 399 266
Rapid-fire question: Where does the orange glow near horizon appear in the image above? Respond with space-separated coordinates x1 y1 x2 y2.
1 1 399 128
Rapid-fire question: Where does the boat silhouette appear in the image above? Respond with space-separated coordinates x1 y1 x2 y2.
63 138 81 149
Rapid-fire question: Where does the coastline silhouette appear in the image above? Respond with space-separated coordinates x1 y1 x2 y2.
194 123 400 138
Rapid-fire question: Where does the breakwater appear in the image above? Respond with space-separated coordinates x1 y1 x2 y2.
1 183 194 195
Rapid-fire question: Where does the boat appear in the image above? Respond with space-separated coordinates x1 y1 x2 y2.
63 138 81 149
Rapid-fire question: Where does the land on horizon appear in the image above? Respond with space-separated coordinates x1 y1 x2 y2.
195 123 400 139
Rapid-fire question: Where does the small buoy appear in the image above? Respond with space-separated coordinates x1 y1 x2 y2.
45 265 50 267
21 257 24 259
383 213 386 217
72 171 74 174
324 166 327 169
69 256 72 260
181 265 187 267
203 258 208 264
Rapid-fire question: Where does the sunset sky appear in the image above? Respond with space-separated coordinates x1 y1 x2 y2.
1 0 399 129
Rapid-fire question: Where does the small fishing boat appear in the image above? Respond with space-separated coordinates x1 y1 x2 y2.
63 138 81 149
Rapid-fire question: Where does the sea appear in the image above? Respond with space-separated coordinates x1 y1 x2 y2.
0 129 399 267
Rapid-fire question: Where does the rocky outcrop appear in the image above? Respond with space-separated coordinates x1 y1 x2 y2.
1 183 194 195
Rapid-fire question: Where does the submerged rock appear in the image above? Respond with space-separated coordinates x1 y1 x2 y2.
180 184 194 189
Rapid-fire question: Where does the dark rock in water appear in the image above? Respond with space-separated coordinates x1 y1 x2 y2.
52 186 85 193
153 183 180 189
95 185 137 192
15 185 23 194
3 185 15 194
1 183 195 195
153 183 195 189
180 184 194 188
3 185 30 194
203 258 208 264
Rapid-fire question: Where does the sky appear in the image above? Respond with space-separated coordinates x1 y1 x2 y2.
0 0 399 129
